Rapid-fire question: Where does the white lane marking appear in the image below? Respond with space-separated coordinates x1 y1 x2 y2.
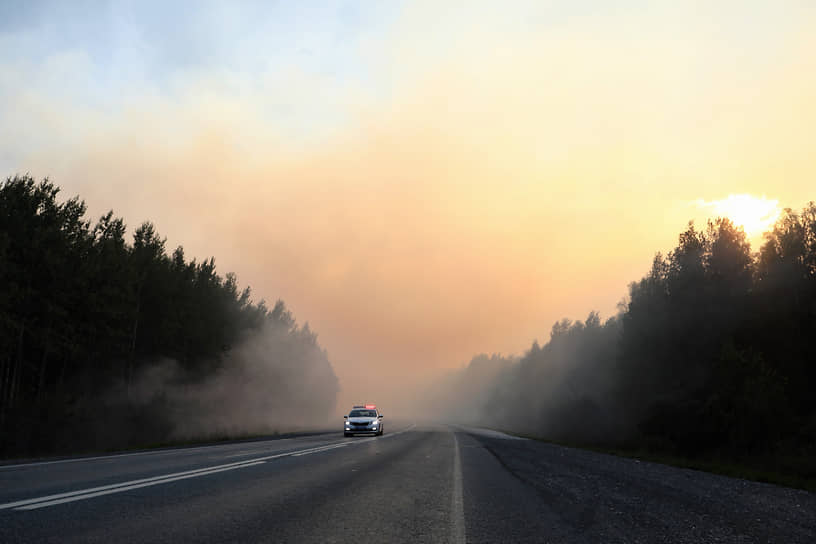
0 435 315 470
2 445 335 511
2 424 418 511
221 450 259 459
17 462 266 511
291 443 348 456
0 455 285 511
0 425 419 470
451 431 466 544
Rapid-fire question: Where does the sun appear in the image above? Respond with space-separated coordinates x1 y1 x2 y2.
694 194 781 238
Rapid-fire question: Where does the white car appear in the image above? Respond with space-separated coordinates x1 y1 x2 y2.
344 404 384 436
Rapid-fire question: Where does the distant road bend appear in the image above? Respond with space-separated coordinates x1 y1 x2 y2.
1 423 814 543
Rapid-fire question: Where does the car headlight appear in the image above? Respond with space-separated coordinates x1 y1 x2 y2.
344 421 350 426
371 421 378 427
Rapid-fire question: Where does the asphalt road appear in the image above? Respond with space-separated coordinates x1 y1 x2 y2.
1 423 814 543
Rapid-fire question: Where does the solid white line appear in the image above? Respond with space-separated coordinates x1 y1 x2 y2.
451 431 466 544
0 456 275 510
2 424 419 512
0 436 310 470
0 443 345 511
17 462 266 510
1 424 419 470
1 426 418 512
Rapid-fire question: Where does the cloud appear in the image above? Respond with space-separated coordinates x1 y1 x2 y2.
2 2 816 411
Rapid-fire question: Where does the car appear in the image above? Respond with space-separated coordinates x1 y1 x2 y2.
343 404 384 436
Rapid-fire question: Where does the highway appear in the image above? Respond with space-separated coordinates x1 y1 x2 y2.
1 423 814 543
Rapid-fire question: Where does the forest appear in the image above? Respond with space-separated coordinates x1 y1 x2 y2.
0 175 338 457
436 202 816 478
3 172 814 475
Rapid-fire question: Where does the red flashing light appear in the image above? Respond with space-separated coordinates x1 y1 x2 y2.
364 404 376 410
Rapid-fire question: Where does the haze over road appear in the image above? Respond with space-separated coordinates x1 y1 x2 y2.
1 424 814 543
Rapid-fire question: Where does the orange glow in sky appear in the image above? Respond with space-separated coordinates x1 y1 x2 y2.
2 2 816 412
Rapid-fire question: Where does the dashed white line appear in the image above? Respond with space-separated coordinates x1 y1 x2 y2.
291 443 349 456
221 450 257 459
17 462 267 510
1 424 417 511
0 454 292 511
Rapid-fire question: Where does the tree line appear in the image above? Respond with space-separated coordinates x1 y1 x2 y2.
0 175 337 456
437 204 816 466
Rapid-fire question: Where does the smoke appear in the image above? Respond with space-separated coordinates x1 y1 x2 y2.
129 320 338 440
426 312 630 444
3 3 816 416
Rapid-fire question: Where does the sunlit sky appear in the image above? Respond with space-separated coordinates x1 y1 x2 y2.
2 1 815 411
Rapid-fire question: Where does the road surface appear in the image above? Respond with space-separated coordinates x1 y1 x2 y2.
1 423 814 543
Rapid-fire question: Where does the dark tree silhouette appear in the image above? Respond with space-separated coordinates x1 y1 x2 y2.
0 175 338 456
440 207 816 468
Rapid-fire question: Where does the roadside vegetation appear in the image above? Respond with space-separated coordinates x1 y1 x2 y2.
510 433 816 493
437 201 816 488
0 175 338 457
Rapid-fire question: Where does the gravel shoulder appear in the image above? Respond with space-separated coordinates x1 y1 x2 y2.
463 432 816 543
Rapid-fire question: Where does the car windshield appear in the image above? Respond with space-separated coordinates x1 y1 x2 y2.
349 410 376 418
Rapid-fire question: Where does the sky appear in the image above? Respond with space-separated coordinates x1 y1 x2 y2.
2 1 815 413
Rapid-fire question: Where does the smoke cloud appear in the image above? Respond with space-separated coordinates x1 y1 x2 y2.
129 321 338 441
3 3 816 414
423 313 627 443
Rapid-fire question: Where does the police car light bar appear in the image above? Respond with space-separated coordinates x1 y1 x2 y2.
365 404 376 409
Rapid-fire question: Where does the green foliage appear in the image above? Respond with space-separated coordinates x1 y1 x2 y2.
706 343 788 451
0 175 337 456
444 206 816 461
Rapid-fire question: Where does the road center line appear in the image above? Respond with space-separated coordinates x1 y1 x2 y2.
0 456 276 511
221 450 257 459
291 443 348 456
16 462 267 511
1 443 339 510
1 425 417 511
